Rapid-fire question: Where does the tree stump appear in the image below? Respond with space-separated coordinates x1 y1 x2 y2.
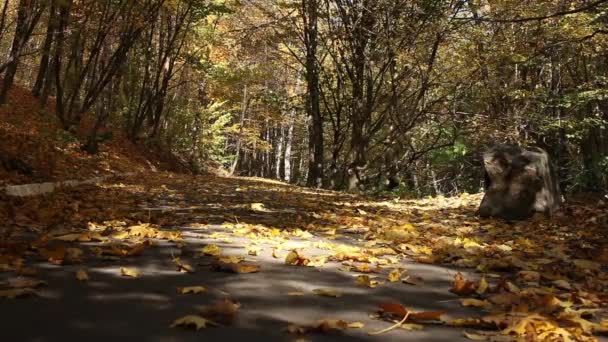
478 145 561 220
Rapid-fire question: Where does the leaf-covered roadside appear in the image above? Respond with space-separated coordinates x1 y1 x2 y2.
1 172 607 341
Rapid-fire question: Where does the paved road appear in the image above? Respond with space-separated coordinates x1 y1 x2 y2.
1 221 485 342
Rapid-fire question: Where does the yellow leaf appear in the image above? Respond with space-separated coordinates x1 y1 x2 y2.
476 276 488 295
250 203 267 211
272 248 281 258
172 257 195 273
388 269 403 282
307 256 327 267
285 250 299 265
177 286 207 294
247 246 261 256
217 255 243 264
287 291 306 296
313 288 342 297
460 298 490 308
171 315 217 330
76 269 89 281
202 244 221 256
356 275 379 288
348 322 365 329
120 267 139 278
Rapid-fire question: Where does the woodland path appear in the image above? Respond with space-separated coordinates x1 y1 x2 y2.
1 173 606 342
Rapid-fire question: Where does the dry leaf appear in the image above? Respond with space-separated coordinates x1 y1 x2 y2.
476 276 488 295
356 275 379 288
171 315 217 330
461 298 490 308
76 269 89 281
199 299 240 324
451 272 477 295
201 244 221 256
388 269 403 282
120 267 140 278
177 286 207 294
285 250 310 266
172 257 195 273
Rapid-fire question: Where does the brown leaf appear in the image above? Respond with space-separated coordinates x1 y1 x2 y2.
199 299 240 325
451 272 477 296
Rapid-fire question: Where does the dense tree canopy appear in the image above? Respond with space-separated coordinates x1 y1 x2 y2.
1 0 607 194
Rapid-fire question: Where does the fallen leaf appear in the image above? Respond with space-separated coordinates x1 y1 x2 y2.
348 322 364 328
120 267 140 278
76 269 89 281
356 275 379 288
402 275 423 285
39 245 66 265
247 245 261 256
199 299 240 324
201 244 221 256
460 298 490 308
388 269 404 282
380 303 409 316
229 263 260 274
409 310 445 322
177 286 207 294
476 276 488 295
285 250 310 266
315 319 348 332
172 257 195 273
451 272 477 295
171 315 217 330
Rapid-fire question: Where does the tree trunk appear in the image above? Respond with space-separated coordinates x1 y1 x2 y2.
33 0 57 97
302 0 323 188
230 85 249 175
0 0 45 104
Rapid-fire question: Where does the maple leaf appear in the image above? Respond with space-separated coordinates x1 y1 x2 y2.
451 272 477 295
171 315 218 330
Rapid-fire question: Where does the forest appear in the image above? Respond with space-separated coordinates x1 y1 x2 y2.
1 1 608 341
1 0 607 194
